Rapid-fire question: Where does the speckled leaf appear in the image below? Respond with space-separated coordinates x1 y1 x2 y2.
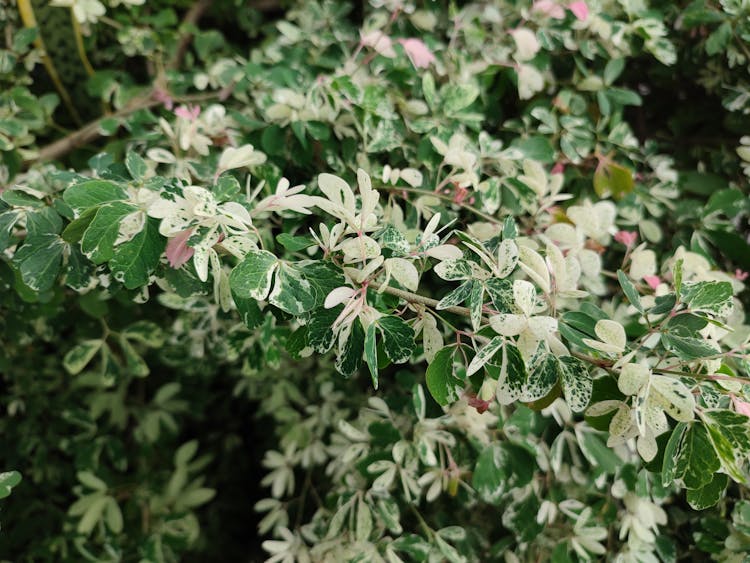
437 280 474 310
365 323 378 388
521 354 558 402
497 344 527 404
558 356 592 412
467 336 503 376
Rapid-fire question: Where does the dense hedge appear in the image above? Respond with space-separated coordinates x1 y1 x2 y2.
1 0 750 561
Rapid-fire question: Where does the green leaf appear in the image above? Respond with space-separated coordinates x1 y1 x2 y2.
180 488 216 508
110 218 165 289
229 249 278 300
604 58 625 85
335 319 364 377
670 423 721 490
577 429 622 473
105 497 124 533
0 471 22 500
77 471 107 492
705 21 732 56
81 201 138 264
307 306 340 353
276 233 315 252
125 151 148 181
378 316 415 364
268 263 317 315
472 443 507 504
63 340 103 375
77 495 108 535
119 336 149 377
661 423 687 486
13 233 64 292
437 280 474 310
63 180 128 212
662 333 720 360
687 473 728 510
365 323 378 389
233 293 264 330
442 83 479 114
617 269 643 313
61 207 97 244
426 346 462 407
593 160 634 199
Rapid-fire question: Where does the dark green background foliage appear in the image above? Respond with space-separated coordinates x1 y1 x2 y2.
1 0 750 561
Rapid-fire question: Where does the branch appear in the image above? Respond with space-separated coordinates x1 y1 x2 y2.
169 0 214 71
28 92 219 166
368 282 472 318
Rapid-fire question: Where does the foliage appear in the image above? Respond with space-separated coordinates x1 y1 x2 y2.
1 0 750 561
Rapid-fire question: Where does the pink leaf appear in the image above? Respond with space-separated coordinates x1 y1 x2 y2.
614 230 638 247
551 162 565 174
152 87 174 110
732 395 750 417
398 38 436 69
166 229 195 269
533 0 565 19
735 268 749 281
568 1 589 21
174 105 201 121
643 275 661 290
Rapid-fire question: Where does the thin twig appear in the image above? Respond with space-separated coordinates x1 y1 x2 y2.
369 281 471 317
28 92 219 166
169 0 214 71
377 186 503 225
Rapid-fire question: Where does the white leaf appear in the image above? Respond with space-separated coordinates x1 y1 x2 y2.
489 313 527 337
325 286 356 309
386 258 419 291
618 363 650 396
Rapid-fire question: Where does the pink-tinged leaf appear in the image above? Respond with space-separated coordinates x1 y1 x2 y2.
166 229 195 268
568 1 589 21
735 269 749 281
551 162 565 174
532 0 565 19
732 395 750 417
614 230 638 247
360 31 396 58
174 105 201 121
643 275 660 290
152 87 173 110
398 38 436 69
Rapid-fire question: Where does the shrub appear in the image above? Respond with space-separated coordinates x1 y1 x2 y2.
1 0 749 561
